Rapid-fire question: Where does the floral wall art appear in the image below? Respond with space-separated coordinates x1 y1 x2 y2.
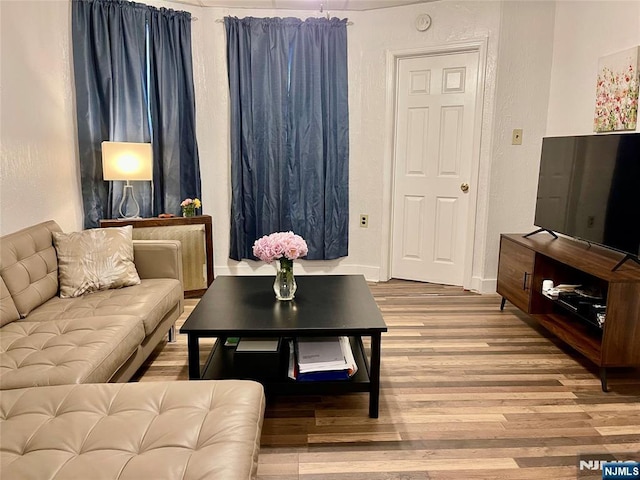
594 46 640 132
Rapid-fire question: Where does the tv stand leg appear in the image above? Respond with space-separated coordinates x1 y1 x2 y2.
611 254 640 272
500 297 506 311
523 228 558 239
600 367 608 393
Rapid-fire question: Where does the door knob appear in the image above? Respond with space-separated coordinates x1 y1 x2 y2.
460 182 470 193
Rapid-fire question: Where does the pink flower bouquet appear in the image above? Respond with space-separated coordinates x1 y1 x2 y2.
180 198 201 217
252 231 308 263
180 198 201 209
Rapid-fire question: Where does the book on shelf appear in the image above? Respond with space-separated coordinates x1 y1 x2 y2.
235 337 280 352
296 368 351 382
224 337 240 347
288 337 358 381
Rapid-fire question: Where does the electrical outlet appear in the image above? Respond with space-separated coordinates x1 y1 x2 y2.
512 128 523 145
360 214 369 228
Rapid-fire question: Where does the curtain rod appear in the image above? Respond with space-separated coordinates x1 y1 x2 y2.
214 18 353 25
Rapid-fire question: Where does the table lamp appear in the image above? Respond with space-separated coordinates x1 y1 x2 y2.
102 141 153 218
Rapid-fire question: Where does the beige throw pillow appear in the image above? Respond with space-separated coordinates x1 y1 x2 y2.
53 226 140 298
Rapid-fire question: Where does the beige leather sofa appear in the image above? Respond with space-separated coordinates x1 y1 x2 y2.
0 221 266 479
1 380 265 479
0 220 184 389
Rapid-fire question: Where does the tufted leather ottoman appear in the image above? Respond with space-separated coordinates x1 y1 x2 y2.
0 380 265 480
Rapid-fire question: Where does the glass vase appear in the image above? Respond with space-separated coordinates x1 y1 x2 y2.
274 258 296 301
182 207 196 217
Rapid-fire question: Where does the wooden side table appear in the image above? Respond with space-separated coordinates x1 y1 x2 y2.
100 215 213 298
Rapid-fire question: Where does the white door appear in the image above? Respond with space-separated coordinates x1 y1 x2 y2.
391 51 480 285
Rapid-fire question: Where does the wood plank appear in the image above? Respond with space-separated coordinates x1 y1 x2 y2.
132 279 640 479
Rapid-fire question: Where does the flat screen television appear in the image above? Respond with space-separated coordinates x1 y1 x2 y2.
532 132 640 259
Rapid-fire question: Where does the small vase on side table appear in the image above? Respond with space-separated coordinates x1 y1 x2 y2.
182 206 196 217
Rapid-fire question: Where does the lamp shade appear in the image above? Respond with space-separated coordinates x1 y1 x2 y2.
102 141 153 181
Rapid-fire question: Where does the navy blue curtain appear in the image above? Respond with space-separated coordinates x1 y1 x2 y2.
288 18 349 260
225 16 349 261
148 7 201 214
72 0 200 227
72 0 149 227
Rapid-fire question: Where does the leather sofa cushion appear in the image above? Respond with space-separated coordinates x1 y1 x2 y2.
26 278 182 336
0 220 61 317
0 278 19 327
0 315 144 390
0 380 265 480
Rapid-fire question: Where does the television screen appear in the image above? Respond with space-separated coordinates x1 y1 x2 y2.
534 133 640 257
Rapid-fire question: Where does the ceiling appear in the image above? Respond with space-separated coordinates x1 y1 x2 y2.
162 0 434 11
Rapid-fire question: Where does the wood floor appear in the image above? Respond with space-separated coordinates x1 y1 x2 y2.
133 279 640 479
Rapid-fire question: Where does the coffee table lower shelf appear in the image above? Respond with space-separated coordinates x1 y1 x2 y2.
200 336 378 413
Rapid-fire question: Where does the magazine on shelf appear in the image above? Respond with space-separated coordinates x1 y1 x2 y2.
296 337 348 373
288 337 358 381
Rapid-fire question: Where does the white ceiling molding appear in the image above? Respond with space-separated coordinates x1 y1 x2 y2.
162 0 435 11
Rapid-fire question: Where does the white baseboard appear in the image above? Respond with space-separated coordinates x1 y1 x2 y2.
469 275 497 294
215 263 381 283
215 263 494 292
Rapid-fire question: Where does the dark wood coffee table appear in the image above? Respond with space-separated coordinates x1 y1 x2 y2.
180 275 388 417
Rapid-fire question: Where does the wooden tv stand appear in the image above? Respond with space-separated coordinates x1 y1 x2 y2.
497 233 640 392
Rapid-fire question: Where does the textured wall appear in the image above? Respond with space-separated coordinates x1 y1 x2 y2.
0 0 82 235
480 0 640 293
546 1 640 136
479 1 556 293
